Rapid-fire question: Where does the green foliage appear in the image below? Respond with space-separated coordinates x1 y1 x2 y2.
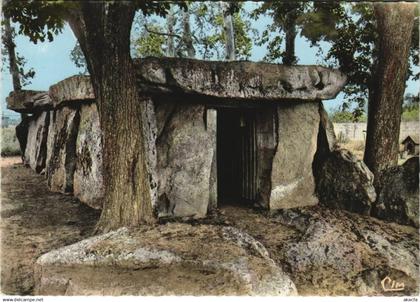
330 107 367 123
402 93 420 121
4 1 175 45
70 42 88 75
134 24 166 58
251 2 341 64
402 107 420 122
4 1 68 44
253 2 419 120
191 2 254 60
1 18 36 87
319 3 418 119
131 2 254 61
251 2 306 63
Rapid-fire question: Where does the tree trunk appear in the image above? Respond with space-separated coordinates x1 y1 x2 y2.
3 16 21 91
68 2 155 232
3 13 28 155
220 2 236 61
364 3 416 179
166 5 176 57
283 13 297 65
182 6 195 58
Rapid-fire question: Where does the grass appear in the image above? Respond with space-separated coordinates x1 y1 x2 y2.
340 140 365 160
1 127 21 157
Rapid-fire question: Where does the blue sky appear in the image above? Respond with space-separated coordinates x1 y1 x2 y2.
2 8 418 119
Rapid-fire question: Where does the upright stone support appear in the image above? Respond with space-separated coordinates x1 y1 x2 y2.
155 103 217 218
46 107 80 194
24 111 50 173
73 103 104 209
269 102 320 210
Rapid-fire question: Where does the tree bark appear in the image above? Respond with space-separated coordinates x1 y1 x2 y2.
220 2 236 61
3 13 28 155
3 16 21 91
68 2 155 232
283 13 297 65
166 5 176 57
182 6 195 58
364 3 416 178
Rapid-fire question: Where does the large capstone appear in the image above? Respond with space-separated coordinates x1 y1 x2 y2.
155 102 216 218
73 103 104 209
315 148 376 215
135 58 347 101
6 90 52 113
34 224 297 295
49 75 94 107
269 102 320 209
46 107 80 194
372 157 419 227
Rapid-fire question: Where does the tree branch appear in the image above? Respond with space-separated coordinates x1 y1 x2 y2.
144 24 182 40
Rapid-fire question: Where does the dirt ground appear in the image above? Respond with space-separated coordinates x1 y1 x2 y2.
1 157 417 296
0 157 100 295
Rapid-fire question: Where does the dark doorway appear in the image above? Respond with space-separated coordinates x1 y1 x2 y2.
217 108 258 206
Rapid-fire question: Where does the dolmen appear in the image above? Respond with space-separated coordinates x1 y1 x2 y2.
7 57 347 218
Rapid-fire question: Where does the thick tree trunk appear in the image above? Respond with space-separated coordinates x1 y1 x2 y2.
182 6 195 58
283 14 297 65
166 5 176 57
364 3 416 178
220 2 236 61
68 3 155 232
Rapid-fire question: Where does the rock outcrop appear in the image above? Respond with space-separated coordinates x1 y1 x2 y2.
272 206 419 296
372 157 419 227
315 148 376 215
35 224 297 296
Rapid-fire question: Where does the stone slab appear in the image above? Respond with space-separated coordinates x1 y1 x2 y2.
269 102 320 209
7 90 52 113
135 57 347 101
154 102 216 218
316 148 376 215
49 75 95 107
35 224 297 295
73 103 104 209
24 111 50 173
46 107 80 194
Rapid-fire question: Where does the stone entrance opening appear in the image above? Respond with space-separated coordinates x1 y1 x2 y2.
217 108 258 207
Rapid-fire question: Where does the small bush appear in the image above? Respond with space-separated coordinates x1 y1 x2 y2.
401 107 419 122
1 127 21 157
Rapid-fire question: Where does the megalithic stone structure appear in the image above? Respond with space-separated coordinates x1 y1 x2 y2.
6 57 347 217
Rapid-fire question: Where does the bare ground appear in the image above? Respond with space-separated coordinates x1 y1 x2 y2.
1 158 100 295
1 158 418 296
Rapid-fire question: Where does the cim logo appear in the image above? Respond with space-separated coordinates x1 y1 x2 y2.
381 276 405 292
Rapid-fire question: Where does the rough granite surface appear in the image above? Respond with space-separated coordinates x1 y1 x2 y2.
35 224 297 296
